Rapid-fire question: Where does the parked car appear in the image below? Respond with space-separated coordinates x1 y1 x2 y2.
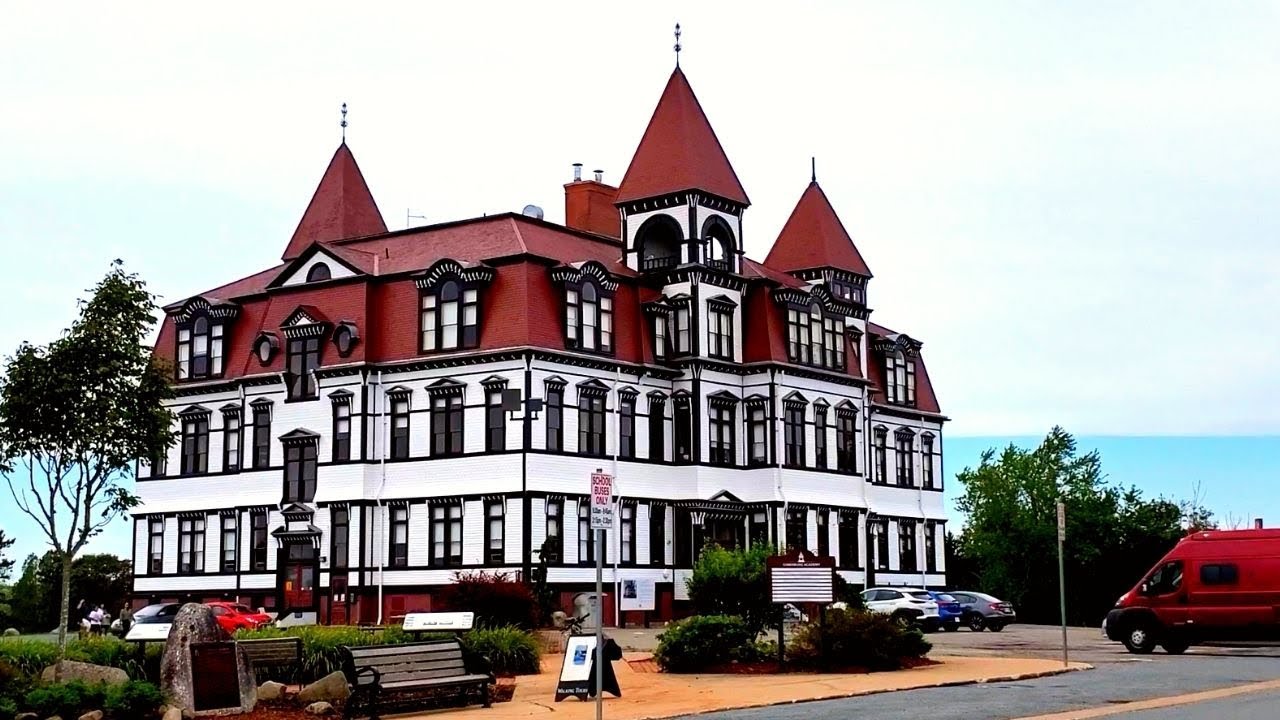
948 591 1016 631
860 587 940 632
206 601 273 634
132 602 182 626
928 591 965 631
1104 528 1280 654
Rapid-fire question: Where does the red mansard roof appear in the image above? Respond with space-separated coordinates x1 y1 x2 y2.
615 67 750 205
282 143 387 261
765 181 872 277
865 322 941 414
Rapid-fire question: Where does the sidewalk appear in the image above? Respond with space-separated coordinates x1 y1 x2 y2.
399 653 1089 719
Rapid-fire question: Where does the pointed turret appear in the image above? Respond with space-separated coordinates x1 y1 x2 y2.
765 181 871 277
281 143 387 261
615 67 749 205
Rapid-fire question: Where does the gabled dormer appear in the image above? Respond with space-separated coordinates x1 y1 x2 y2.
165 296 241 382
765 179 872 305
616 68 749 275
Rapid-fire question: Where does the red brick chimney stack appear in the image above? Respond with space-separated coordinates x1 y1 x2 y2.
564 164 620 239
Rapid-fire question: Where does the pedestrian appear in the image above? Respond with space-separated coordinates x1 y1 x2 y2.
119 605 134 636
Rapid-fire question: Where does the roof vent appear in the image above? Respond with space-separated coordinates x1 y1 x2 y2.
572 163 583 182
593 169 604 183
522 204 545 220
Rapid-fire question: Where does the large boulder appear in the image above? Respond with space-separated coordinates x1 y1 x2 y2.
297 670 350 704
257 680 287 702
3 627 19 636
159 603 257 717
39 660 128 686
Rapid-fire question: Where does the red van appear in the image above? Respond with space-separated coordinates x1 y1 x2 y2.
1104 528 1280 654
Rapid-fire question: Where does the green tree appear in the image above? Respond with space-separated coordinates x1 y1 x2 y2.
0 261 174 648
0 529 13 581
686 544 779 635
954 427 1202 625
10 553 56 632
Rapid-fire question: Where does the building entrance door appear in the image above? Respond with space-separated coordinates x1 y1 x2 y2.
329 577 349 625
281 543 317 612
707 517 745 550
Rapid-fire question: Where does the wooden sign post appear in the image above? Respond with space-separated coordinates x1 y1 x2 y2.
767 549 835 671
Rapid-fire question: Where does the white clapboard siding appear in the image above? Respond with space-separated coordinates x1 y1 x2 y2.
505 498 524 565
204 515 220 574
806 509 818 554
348 508 362 573
266 511 282 571
636 504 650 565
162 519 178 575
407 503 430 567
463 500 483 565
530 497 546 553
133 521 148 575
564 499 580 565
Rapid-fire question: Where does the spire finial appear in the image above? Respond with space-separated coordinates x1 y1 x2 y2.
811 156 816 183
673 23 682 67
340 103 348 143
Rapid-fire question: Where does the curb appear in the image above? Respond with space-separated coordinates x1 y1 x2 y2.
653 663 1094 719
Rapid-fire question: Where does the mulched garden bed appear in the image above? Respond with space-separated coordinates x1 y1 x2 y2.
232 680 515 719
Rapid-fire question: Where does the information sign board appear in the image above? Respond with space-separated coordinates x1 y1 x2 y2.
767 549 835 604
619 578 656 611
403 611 474 632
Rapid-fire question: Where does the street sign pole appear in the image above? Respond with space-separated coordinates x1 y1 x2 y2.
1056 500 1068 667
589 469 613 720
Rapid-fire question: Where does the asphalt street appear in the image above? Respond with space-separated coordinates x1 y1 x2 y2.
682 625 1280 720
1110 689 1280 719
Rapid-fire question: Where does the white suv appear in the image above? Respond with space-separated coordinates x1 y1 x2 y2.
860 587 941 632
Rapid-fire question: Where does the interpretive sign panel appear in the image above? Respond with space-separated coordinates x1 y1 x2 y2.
403 611 474 632
190 642 241 712
767 549 835 604
619 578 656 611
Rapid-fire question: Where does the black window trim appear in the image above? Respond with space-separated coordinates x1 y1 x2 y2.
429 501 464 567
148 516 165 574
221 407 241 472
180 409 210 476
419 276 481 353
331 392 352 462
484 499 505 565
251 400 273 469
330 505 349 570
389 503 410 568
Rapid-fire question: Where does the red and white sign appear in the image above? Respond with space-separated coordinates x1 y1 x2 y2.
590 472 614 530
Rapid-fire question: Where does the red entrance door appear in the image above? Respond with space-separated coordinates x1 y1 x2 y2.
330 578 349 625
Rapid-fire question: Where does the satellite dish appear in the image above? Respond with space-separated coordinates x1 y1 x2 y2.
522 204 545 220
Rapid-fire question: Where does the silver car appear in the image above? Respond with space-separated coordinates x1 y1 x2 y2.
947 591 1016 632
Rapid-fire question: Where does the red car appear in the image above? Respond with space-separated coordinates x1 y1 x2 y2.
206 602 273 634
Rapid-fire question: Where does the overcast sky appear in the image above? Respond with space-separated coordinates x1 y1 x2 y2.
2 1 1278 438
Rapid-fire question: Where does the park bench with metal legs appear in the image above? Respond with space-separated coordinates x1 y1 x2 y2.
237 636 303 682
341 639 493 720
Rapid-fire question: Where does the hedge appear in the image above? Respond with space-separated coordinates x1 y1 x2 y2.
788 607 932 671
654 615 768 673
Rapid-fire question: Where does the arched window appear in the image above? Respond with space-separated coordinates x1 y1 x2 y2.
177 313 224 380
420 279 479 351
306 262 332 283
636 215 682 271
565 280 613 353
702 217 735 270
886 350 916 405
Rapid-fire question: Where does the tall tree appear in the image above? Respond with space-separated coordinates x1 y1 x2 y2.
0 528 14 581
0 261 173 648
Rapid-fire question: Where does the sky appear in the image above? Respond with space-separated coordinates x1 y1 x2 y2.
2 2 1279 563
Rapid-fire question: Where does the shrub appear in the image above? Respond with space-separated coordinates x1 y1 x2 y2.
654 615 762 673
461 625 541 676
0 638 60 678
788 608 932 671
0 659 32 716
23 680 108 720
68 636 146 680
686 544 779 635
437 571 539 629
104 679 165 719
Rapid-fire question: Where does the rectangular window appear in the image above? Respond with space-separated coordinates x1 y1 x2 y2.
545 386 563 451
895 432 914 487
545 499 563 563
785 508 808 552
421 285 480 351
620 395 636 459
1200 563 1239 585
648 398 665 460
899 520 917 572
653 315 668 360
176 318 224 380
252 405 271 469
180 414 209 475
578 502 601 566
251 511 268 571
284 443 318 503
708 403 735 466
874 429 887 483
708 306 733 360
178 517 205 574
674 305 691 354
749 511 769 547
430 503 463 567
784 405 805 467
886 354 917 405
620 504 635 564
874 519 890 570
331 507 349 570
390 397 410 459
223 412 241 472
817 510 830 556
747 405 768 465
149 518 164 574
836 411 857 473
333 402 351 462
432 395 464 456
486 388 506 452
649 504 666 565
674 398 692 464
221 515 237 572
485 500 504 564
838 512 859 569
924 520 937 573
578 394 606 457
786 308 813 364
286 336 320 401
814 405 828 470
921 435 935 489
150 450 168 478
390 505 409 567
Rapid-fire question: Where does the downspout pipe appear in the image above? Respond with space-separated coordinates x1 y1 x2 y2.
772 368 786 546
612 365 621 629
376 370 387 624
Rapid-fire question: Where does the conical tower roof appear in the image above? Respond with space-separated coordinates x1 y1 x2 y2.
765 181 871 277
282 143 387 260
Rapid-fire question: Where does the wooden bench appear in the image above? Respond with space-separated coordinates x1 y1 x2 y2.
341 639 493 720
238 637 303 681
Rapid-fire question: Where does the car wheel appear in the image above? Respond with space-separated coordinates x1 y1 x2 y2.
1122 622 1158 654
891 611 914 628
1162 640 1189 655
967 614 986 632
987 622 1005 632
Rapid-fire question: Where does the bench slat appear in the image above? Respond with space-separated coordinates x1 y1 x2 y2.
380 674 490 690
347 643 461 659
358 653 464 670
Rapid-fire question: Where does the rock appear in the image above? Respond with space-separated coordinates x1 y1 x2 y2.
78 712 104 720
39 660 129 686
257 680 287 702
159 603 257 716
304 702 334 716
3 627 18 636
15 712 38 720
297 670 350 704
161 707 182 720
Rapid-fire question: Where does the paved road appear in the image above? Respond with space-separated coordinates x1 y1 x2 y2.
1111 689 1280 719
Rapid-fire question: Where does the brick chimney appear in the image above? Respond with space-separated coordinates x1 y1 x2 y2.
564 165 620 239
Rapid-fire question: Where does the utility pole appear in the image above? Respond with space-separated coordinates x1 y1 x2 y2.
1056 499 1068 667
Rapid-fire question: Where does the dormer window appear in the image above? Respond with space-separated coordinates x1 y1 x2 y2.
830 278 865 305
565 280 613 353
885 350 916 405
177 315 224 380
421 280 479 352
653 315 669 360
672 299 692 355
286 336 320 401
785 303 845 371
305 263 332 283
